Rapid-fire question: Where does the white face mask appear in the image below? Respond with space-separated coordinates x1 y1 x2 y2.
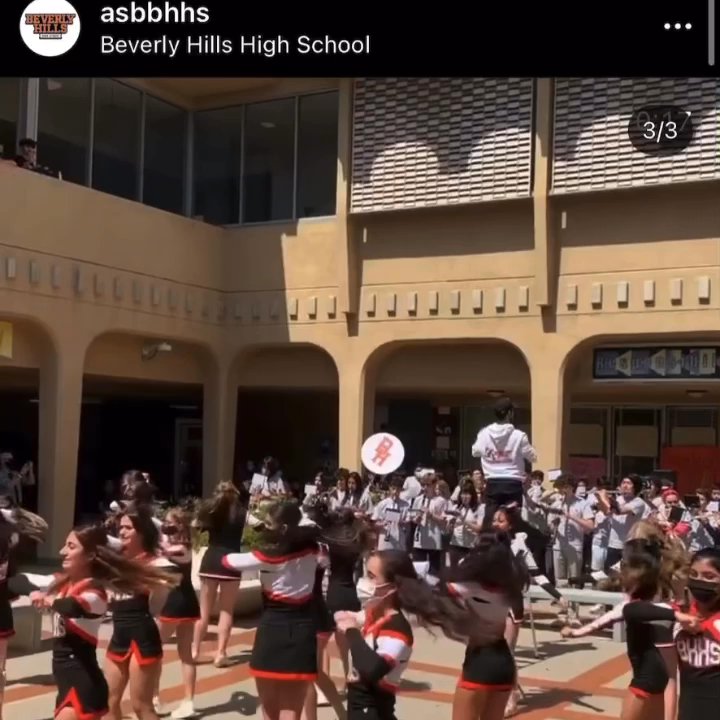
356 576 394 608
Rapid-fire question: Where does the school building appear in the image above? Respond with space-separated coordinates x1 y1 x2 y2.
1 77 719 552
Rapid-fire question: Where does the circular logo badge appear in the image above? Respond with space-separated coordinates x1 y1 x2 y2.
361 432 405 475
20 0 80 57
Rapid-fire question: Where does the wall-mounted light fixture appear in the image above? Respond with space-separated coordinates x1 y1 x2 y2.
141 341 173 361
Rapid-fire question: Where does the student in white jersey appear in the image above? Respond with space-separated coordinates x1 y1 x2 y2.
447 481 484 567
372 476 411 551
599 475 648 572
471 397 537 528
410 475 448 575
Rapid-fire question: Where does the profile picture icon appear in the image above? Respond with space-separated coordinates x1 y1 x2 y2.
20 0 81 57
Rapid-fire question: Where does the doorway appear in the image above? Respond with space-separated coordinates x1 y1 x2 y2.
174 418 203 500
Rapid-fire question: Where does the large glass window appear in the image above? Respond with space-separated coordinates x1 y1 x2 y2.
38 78 91 184
92 79 141 200
193 106 243 224
296 92 338 218
143 96 186 214
242 98 294 223
0 79 19 159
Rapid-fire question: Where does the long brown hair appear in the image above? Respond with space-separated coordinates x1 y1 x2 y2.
196 481 247 528
49 524 178 596
120 504 161 555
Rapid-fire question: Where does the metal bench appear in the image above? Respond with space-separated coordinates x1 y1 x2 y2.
9 596 42 654
526 586 626 642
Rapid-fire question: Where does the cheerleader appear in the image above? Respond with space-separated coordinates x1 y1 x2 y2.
105 505 178 720
300 500 347 720
562 539 673 720
618 547 720 720
0 507 47 720
221 500 321 720
491 506 568 717
12 523 174 720
156 508 201 719
108 471 164 536
192 481 248 667
322 508 372 694
334 549 471 720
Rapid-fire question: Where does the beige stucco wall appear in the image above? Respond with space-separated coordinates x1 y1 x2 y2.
2 78 720 552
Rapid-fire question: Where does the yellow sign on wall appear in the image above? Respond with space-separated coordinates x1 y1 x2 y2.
0 322 13 359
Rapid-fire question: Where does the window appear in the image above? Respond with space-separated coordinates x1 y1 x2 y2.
242 98 294 223
296 92 338 218
0 79 19 159
38 78 91 184
667 407 718 446
193 106 243 224
92 79 141 200
142 97 186 214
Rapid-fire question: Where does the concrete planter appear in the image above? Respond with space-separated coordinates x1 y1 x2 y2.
191 547 262 616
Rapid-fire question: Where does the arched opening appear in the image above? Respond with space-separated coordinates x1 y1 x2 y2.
0 317 53 513
78 332 209 519
235 345 339 487
564 333 720 493
371 340 531 487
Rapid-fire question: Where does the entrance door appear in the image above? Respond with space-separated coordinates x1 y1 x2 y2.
173 419 203 500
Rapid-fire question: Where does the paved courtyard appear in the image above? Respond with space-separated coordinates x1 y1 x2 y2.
6 606 630 720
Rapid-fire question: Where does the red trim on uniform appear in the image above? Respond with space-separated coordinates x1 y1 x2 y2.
251 547 317 564
316 631 333 639
250 669 317 681
0 629 15 639
378 680 399 694
701 612 720 643
446 583 460 598
378 653 397 667
198 572 241 582
629 686 656 699
457 678 514 691
159 616 200 624
106 640 162 666
262 589 313 604
55 687 107 720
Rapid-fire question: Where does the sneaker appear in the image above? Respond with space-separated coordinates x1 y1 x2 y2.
153 697 167 716
589 603 605 616
213 655 231 668
171 700 197 719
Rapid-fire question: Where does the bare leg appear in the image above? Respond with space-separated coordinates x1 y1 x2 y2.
305 636 345 720
503 619 520 716
620 692 664 720
129 655 162 720
104 657 130 720
452 686 486 720
658 648 677 720
257 678 309 720
483 691 512 720
334 631 350 692
0 638 7 720
192 579 217 661
215 581 239 665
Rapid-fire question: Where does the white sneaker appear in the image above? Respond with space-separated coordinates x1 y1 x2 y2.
171 700 197 719
153 697 167 715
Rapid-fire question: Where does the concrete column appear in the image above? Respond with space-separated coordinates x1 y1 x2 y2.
202 360 238 496
37 348 84 558
530 349 570 473
338 358 374 471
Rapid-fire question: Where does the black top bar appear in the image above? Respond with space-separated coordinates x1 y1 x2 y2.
5 0 718 76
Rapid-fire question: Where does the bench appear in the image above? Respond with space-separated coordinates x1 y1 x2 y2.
8 596 42 654
526 586 626 642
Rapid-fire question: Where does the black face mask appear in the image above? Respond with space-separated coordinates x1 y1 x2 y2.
687 579 720 605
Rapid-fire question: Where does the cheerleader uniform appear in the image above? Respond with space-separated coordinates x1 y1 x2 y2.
106 554 171 665
345 609 413 720
313 555 334 640
198 515 246 581
623 601 720 718
222 542 319 679
572 601 672 698
15 574 109 719
159 545 200 624
326 547 362 617
446 581 516 692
